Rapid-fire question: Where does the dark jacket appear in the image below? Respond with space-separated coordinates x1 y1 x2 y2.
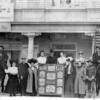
18 63 29 78
0 60 7 80
93 52 100 66
46 56 57 64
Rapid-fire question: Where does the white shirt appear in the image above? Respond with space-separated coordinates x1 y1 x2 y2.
5 66 18 75
37 56 47 64
57 57 66 64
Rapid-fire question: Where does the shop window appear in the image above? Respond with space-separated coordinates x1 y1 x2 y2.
52 44 76 50
52 43 76 58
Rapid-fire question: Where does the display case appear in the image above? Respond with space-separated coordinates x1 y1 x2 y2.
38 64 65 97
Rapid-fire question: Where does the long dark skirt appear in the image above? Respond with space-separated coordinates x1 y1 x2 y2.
5 74 20 95
64 74 74 97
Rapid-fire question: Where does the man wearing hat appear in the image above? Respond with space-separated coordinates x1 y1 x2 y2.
65 57 75 97
77 51 85 63
0 46 8 93
46 49 57 64
18 57 29 95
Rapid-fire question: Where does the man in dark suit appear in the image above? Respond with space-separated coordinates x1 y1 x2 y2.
93 47 100 68
46 49 57 64
18 58 29 95
0 46 8 93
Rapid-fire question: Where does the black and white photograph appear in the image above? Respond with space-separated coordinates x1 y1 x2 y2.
0 0 100 99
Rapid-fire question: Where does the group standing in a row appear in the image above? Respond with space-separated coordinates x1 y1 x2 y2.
0 47 100 98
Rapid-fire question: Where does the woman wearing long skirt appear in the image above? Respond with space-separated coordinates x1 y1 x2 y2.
26 59 37 96
5 60 19 96
74 61 86 98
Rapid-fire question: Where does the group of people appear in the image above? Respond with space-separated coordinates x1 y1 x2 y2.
36 49 99 98
0 47 100 98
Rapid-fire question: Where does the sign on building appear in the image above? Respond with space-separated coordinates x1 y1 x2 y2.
0 0 14 22
0 22 11 32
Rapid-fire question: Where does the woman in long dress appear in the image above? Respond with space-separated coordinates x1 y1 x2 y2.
26 59 37 96
5 60 19 96
74 61 86 98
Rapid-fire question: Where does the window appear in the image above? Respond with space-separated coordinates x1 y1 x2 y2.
52 43 76 58
52 44 76 50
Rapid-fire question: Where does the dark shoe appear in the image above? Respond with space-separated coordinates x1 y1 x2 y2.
10 94 13 96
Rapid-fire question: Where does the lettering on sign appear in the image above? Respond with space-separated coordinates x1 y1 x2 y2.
0 0 14 22
57 79 63 86
39 79 45 86
57 71 63 78
38 64 64 96
46 85 55 93
39 71 45 78
39 87 45 94
46 80 56 85
0 23 11 32
47 73 56 80
56 65 64 71
39 65 47 70
52 0 71 6
57 87 63 94
48 65 56 71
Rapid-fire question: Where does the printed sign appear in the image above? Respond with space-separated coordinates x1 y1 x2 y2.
46 85 55 93
0 0 14 22
47 73 56 80
48 65 56 71
0 22 11 32
38 64 64 96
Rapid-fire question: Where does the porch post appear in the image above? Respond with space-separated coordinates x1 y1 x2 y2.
27 35 35 59
22 32 41 59
92 33 95 55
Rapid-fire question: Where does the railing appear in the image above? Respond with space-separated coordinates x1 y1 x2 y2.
14 0 100 9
